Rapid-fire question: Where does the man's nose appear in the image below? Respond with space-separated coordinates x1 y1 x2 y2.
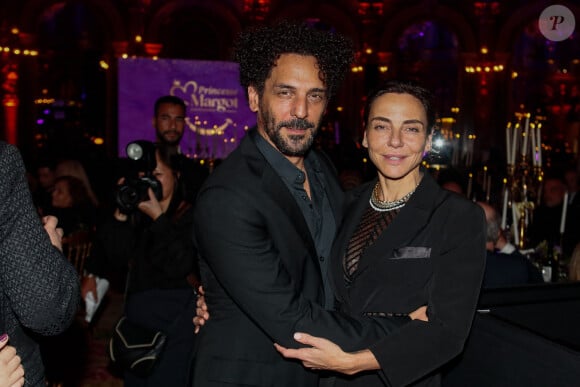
291 95 308 119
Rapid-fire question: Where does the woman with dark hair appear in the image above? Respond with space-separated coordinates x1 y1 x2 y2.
275 81 487 386
82 143 198 386
48 175 96 236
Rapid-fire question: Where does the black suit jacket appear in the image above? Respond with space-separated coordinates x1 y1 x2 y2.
483 251 544 288
192 129 404 387
329 172 486 387
0 142 80 386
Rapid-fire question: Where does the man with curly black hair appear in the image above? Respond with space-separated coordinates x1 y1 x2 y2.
191 21 407 387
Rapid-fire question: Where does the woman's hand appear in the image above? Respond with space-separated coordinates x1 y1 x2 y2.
0 335 25 387
409 305 428 321
193 286 209 334
137 188 163 220
42 215 64 252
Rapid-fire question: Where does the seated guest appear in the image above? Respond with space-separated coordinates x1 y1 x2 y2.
528 173 580 256
495 225 518 255
55 159 100 208
48 175 97 236
32 157 57 215
478 202 543 288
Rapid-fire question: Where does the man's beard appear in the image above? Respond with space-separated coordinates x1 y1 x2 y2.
260 106 319 157
157 130 182 146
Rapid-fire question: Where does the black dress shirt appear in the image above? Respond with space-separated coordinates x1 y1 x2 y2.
255 134 337 308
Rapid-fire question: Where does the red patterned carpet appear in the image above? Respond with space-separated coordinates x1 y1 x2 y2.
81 290 124 386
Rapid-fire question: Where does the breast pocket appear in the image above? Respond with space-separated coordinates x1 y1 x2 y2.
392 246 431 259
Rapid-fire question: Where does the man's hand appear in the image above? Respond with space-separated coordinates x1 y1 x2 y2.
274 333 379 375
0 335 24 387
193 286 209 334
42 215 64 252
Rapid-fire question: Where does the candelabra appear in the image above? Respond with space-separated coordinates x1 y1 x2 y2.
503 112 543 250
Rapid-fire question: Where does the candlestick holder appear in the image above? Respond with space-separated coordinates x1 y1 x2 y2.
506 144 543 250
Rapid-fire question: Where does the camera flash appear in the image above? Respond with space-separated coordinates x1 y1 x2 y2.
127 142 144 160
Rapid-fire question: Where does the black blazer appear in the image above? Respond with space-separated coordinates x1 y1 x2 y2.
0 142 80 386
192 130 404 387
329 172 486 387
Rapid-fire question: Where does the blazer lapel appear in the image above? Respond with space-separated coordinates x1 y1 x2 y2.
329 181 375 302
353 173 445 277
242 130 319 264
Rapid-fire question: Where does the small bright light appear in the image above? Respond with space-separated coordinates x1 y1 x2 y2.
336 106 343 112
480 47 488 54
135 35 142 43
93 137 104 145
434 138 444 148
365 48 373 55
126 143 144 160
99 60 109 70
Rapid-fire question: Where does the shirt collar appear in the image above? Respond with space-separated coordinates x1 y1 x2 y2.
254 131 320 185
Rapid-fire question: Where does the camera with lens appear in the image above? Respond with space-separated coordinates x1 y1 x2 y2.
115 140 163 214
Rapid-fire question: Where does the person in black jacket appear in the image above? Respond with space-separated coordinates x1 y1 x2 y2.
83 143 198 386
0 141 80 386
478 202 543 288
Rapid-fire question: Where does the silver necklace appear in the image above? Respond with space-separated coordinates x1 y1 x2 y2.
369 182 418 212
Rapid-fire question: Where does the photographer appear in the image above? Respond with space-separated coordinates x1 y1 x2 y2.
82 142 198 386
